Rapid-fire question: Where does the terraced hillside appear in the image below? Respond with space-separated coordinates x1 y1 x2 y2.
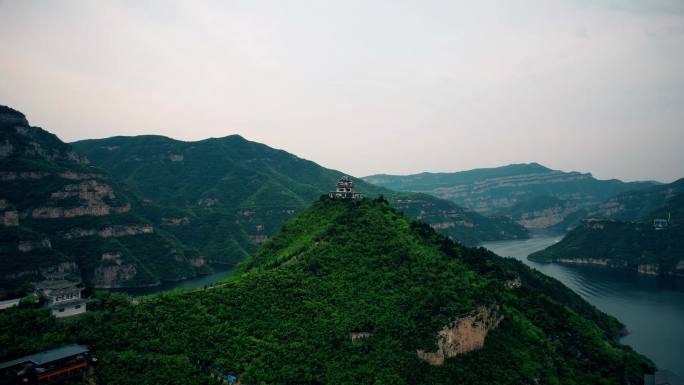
0 106 205 292
364 163 657 231
530 179 684 276
72 135 527 259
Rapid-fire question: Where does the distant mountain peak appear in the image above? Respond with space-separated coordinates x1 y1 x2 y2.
0 105 28 126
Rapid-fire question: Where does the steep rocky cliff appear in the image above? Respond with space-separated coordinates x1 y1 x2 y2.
72 134 528 258
364 163 657 231
0 106 202 292
530 185 684 275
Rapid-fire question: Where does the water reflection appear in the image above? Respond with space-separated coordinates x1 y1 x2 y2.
481 236 684 372
110 267 235 296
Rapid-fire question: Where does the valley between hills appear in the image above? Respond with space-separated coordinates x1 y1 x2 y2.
2 104 682 384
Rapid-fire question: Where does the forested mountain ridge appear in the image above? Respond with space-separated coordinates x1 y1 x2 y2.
588 178 684 221
0 106 205 293
1 197 653 384
364 163 658 231
530 179 684 275
72 134 528 258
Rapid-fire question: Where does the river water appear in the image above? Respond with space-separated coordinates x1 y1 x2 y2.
112 267 235 296
481 236 684 373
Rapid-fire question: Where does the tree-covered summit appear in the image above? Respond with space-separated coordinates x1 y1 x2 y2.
2 196 653 384
72 132 528 266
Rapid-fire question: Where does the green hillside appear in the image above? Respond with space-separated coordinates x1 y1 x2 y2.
72 135 527 260
364 163 657 231
1 197 652 384
588 178 684 221
530 181 684 275
0 106 205 293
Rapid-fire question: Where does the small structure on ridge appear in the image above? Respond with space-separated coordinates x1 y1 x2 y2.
329 176 363 199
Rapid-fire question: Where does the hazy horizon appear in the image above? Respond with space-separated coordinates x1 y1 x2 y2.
1 0 682 182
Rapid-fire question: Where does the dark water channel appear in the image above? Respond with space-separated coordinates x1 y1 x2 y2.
481 236 684 373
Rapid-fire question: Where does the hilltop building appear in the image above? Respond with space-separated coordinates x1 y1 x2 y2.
35 279 86 318
329 176 363 199
0 344 90 385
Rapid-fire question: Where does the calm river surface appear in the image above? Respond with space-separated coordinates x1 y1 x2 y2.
112 267 234 296
481 236 684 373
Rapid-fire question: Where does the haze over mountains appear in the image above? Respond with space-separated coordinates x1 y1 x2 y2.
0 106 202 290
364 164 659 231
531 178 684 275
1 105 526 292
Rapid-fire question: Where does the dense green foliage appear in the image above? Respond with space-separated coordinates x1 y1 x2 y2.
2 105 525 293
72 134 528 261
1 198 652 384
364 163 658 231
530 188 684 275
589 178 684 222
0 106 203 294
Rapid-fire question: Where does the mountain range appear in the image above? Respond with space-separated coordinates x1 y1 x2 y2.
0 105 527 292
72 134 528 264
364 163 659 231
0 106 204 292
530 179 684 275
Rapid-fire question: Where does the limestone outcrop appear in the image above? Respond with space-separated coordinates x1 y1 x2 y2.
417 305 502 365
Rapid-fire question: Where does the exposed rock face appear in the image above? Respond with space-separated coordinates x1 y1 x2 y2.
1 106 201 291
62 225 154 239
50 179 117 204
162 217 190 226
18 238 52 252
42 262 79 275
101 252 123 264
431 222 455 230
557 258 610 266
677 260 684 271
364 164 657 231
92 264 138 288
417 306 503 366
30 203 130 219
517 205 581 229
0 171 50 181
59 171 106 180
2 210 19 226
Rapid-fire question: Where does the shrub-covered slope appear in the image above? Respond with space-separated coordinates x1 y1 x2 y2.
530 185 684 275
1 197 652 384
364 163 657 231
72 134 527 258
588 178 684 221
0 106 204 292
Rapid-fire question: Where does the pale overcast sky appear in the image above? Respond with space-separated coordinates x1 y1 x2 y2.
0 0 682 182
